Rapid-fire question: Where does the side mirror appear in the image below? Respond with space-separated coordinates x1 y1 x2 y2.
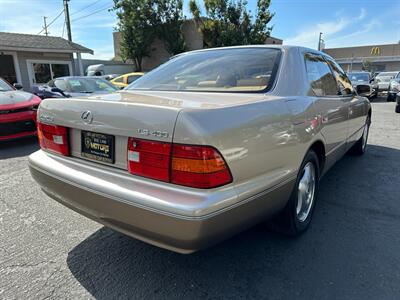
356 84 371 97
13 83 23 90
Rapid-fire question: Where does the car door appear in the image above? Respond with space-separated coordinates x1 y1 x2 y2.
325 57 365 146
303 52 349 163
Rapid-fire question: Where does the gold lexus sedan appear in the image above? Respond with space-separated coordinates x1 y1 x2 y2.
29 46 371 253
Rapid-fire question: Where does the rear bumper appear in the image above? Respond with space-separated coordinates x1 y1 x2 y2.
29 150 294 253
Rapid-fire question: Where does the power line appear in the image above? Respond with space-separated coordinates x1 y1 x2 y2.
71 4 113 22
37 9 64 35
70 0 103 16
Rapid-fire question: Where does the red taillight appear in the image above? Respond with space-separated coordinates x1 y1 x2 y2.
171 144 232 188
128 138 171 181
127 138 232 189
37 122 69 156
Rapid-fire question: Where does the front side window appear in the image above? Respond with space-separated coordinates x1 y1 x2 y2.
325 57 353 96
304 53 338 96
127 48 282 92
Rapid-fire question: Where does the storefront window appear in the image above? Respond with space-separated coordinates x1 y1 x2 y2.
33 63 51 83
31 62 70 84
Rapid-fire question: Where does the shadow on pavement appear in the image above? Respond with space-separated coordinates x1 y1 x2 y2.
66 144 400 299
0 136 39 160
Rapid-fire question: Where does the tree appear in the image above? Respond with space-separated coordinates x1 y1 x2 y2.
362 59 375 73
113 0 159 71
156 0 186 55
189 0 274 48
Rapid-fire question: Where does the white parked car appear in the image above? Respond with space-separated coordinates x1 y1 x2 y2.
374 71 400 92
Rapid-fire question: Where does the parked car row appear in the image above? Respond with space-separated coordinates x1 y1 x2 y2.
346 70 400 102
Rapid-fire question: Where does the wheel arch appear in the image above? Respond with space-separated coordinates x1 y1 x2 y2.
308 140 326 176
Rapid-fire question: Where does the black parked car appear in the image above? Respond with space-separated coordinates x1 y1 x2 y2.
347 71 377 99
395 93 400 113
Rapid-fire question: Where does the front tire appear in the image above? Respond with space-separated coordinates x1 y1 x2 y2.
395 105 400 113
274 150 320 235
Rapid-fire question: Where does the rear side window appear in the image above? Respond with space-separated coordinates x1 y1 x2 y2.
304 53 338 96
325 57 353 96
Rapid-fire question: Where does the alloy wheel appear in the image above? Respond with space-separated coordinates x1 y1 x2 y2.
296 162 316 222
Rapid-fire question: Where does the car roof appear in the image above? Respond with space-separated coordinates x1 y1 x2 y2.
174 44 315 55
55 76 107 80
376 71 399 75
114 72 144 78
171 45 332 61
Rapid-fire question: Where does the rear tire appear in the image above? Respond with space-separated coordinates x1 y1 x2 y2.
273 150 320 235
395 105 400 113
350 115 370 155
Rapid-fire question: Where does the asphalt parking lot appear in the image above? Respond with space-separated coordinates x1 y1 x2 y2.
1 99 399 299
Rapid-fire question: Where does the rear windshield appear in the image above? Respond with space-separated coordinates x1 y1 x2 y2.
63 78 117 93
127 48 281 92
348 73 369 82
376 72 398 81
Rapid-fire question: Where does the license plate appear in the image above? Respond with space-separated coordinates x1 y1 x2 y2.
81 131 115 163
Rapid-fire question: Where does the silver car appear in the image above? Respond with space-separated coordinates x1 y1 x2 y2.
29 46 371 253
374 71 400 92
387 78 400 101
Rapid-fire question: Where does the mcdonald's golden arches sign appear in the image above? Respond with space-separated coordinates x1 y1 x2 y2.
371 47 380 55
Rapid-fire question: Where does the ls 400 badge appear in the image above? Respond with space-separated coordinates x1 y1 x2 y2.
137 128 169 138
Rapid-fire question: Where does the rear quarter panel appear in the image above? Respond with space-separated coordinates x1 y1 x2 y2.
173 96 317 202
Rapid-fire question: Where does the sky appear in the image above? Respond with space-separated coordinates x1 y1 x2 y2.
0 0 399 60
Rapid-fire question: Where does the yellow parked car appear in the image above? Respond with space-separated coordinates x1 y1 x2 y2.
110 72 144 88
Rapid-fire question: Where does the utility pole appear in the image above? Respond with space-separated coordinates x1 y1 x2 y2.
350 53 354 73
43 16 49 36
318 32 323 51
63 0 72 42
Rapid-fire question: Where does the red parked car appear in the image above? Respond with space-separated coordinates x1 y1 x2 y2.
0 78 41 141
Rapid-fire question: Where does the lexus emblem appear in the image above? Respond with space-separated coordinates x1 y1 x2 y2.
81 110 93 124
